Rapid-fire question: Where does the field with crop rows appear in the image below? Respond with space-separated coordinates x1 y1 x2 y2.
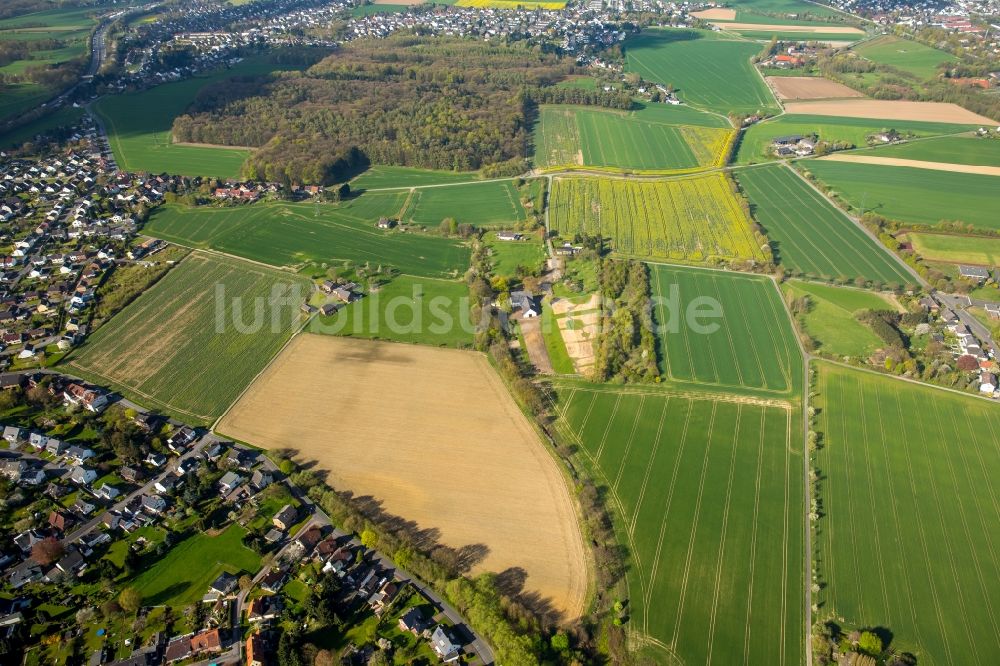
144 196 471 278
625 29 778 115
804 160 1000 231
860 135 1000 167
549 174 765 263
650 265 801 395
906 232 1000 265
735 115 978 164
736 165 915 286
533 105 734 171
65 252 309 423
852 35 957 80
350 165 480 189
813 361 1000 664
553 381 803 664
399 180 527 228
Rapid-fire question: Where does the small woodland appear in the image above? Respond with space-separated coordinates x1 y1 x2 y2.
171 35 595 184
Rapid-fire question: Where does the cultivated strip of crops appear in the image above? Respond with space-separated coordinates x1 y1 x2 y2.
813 361 1000 664
549 174 765 263
66 252 310 423
736 165 915 287
554 382 803 665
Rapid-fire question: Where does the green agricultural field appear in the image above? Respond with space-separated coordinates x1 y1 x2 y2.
399 180 527 227
484 235 546 279
92 57 300 178
650 265 801 394
813 361 1000 664
736 165 916 286
0 83 54 122
0 106 84 148
862 135 1000 167
853 35 957 80
131 524 261 607
554 381 803 665
350 165 480 189
533 105 733 171
549 174 766 263
736 115 978 164
781 280 889 356
906 232 1000 265
804 160 1000 231
541 305 574 374
726 30 862 43
628 100 732 128
144 196 470 278
728 0 843 17
308 275 473 348
65 252 309 423
625 29 778 115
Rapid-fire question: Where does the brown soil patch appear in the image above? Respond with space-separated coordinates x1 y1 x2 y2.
818 153 1000 177
218 335 589 621
767 76 865 101
783 99 996 124
691 7 736 20
551 294 601 374
712 21 864 34
517 314 554 375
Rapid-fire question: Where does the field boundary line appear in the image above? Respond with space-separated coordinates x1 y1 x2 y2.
557 384 792 410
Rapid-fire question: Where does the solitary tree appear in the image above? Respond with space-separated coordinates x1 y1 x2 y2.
119 587 142 614
31 538 64 566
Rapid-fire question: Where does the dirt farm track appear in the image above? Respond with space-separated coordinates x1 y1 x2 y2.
218 335 589 620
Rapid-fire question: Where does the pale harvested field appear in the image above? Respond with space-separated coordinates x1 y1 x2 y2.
784 99 996 124
551 294 600 374
218 335 588 619
712 21 864 34
518 315 554 375
768 76 865 100
818 153 1000 176
691 7 735 19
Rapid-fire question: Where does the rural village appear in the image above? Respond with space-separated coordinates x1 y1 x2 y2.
0 0 999 664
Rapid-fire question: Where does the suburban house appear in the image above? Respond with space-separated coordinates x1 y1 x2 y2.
511 290 541 318
399 607 428 635
145 453 167 468
272 504 298 531
251 468 273 490
48 510 73 532
2 426 22 444
121 466 145 484
140 494 167 515
218 471 243 494
246 631 267 666
167 426 196 453
0 460 25 482
980 372 997 393
496 231 523 241
69 466 97 486
959 265 991 282
62 383 108 413
209 572 238 597
44 438 66 456
376 217 396 229
430 626 461 662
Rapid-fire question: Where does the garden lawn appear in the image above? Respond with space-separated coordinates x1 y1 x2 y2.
650 265 802 395
625 29 778 115
780 280 888 357
400 180 527 228
853 35 957 80
64 252 309 423
485 235 546 279
735 115 977 164
813 361 1000 664
131 524 260 607
554 380 803 665
308 275 473 348
736 164 915 286
144 197 470 278
803 160 1000 231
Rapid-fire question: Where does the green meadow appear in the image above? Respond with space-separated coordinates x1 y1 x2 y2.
853 35 957 80
736 115 978 164
862 135 1000 167
554 381 803 665
66 252 309 423
625 29 778 115
350 165 480 190
781 280 889 357
399 180 527 228
804 160 1000 231
813 361 1000 664
144 196 471 278
737 165 916 286
484 235 546 279
308 275 473 348
906 232 1000 266
650 265 801 395
93 57 300 177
